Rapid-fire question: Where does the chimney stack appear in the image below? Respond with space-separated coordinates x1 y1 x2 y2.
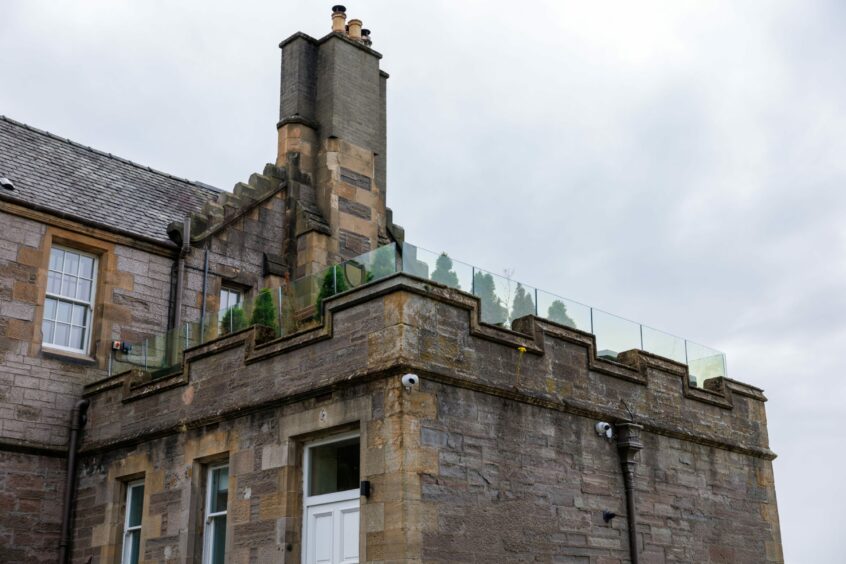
331 5 347 33
277 7 389 276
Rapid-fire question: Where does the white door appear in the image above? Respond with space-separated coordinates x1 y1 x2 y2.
305 498 359 564
303 434 361 564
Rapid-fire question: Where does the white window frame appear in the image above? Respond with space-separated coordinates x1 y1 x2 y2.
302 432 361 564
42 245 98 354
203 463 229 564
121 480 144 564
218 287 242 321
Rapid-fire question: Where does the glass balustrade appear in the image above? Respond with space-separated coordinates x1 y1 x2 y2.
108 241 727 390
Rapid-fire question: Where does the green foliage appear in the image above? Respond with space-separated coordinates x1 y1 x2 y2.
473 271 507 325
314 265 349 320
367 245 396 281
431 253 460 289
547 299 576 328
250 288 278 333
510 283 535 321
220 306 247 335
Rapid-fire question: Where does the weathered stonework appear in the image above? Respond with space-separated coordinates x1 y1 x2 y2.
74 276 782 563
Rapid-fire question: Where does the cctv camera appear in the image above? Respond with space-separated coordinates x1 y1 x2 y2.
401 373 419 389
595 421 614 439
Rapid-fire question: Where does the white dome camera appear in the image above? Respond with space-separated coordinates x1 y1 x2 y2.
401 373 419 390
595 421 614 439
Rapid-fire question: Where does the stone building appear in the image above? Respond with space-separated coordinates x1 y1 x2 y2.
0 6 782 564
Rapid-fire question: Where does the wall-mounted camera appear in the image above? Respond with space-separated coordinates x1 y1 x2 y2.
401 373 419 391
595 421 614 440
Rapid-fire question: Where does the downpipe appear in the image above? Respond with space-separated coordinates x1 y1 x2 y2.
615 422 644 564
58 399 90 563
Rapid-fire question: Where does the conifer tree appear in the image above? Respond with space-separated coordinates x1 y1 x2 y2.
472 271 507 325
367 245 396 281
220 306 247 335
510 283 535 321
431 253 460 289
314 265 349 319
547 299 576 328
250 288 278 333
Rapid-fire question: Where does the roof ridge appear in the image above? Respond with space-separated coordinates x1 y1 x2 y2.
0 114 221 193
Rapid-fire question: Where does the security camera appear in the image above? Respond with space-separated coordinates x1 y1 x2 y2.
401 373 419 390
595 421 614 440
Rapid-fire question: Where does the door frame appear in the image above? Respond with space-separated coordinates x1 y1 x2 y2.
301 431 361 564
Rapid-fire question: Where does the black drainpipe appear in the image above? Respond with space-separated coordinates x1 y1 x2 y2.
615 422 644 564
199 248 209 339
58 398 90 564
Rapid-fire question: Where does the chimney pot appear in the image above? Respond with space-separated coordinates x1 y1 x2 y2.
348 19 363 40
361 29 372 46
331 6 347 33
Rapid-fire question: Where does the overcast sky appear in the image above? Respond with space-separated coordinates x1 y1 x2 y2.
2 1 843 560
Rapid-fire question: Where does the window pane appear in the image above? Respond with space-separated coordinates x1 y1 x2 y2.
54 323 70 347
128 484 144 527
49 248 64 271
123 529 140 564
210 466 228 513
69 326 84 350
71 304 87 326
65 252 79 275
56 301 72 323
211 515 227 564
62 275 77 299
42 320 55 343
44 298 57 320
309 437 360 496
76 279 92 302
79 255 94 279
48 272 62 294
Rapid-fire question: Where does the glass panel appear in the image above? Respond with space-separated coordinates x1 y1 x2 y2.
592 310 641 360
69 326 84 350
42 320 55 343
49 248 64 271
54 323 70 347
79 255 94 279
536 291 591 332
472 269 509 325
401 243 432 280
686 341 727 388
65 252 79 275
210 466 229 513
71 304 86 326
309 437 360 496
47 271 62 294
508 282 537 323
210 515 226 564
62 274 77 299
123 530 140 564
642 326 686 364
128 484 144 527
56 301 72 323
44 298 57 320
76 279 92 302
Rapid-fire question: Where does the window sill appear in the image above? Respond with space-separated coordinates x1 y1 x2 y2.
41 346 97 366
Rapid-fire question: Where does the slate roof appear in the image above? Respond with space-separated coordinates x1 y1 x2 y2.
0 115 220 245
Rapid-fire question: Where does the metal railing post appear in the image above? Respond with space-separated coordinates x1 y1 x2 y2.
534 288 539 316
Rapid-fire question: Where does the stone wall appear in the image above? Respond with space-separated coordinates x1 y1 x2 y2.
0 451 66 563
0 209 174 449
74 275 782 563
419 382 782 563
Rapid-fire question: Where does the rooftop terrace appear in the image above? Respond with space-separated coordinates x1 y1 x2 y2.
111 242 727 388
